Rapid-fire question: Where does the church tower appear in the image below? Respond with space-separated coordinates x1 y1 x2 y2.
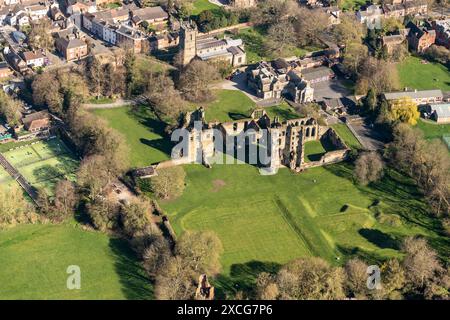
179 20 197 66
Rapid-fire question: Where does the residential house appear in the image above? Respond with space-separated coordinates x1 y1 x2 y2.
383 89 444 105
383 0 428 18
432 19 450 50
22 111 50 133
4 50 28 73
21 50 45 67
130 6 168 30
406 21 436 52
50 6 65 21
0 6 10 26
55 32 88 61
27 4 49 21
115 24 147 53
424 103 450 124
356 5 383 27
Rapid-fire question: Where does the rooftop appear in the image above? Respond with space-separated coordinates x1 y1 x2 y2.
384 89 444 100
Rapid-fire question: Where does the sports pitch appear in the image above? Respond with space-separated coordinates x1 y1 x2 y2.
2 138 79 193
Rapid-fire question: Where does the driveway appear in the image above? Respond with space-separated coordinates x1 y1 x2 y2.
217 72 263 103
346 117 386 151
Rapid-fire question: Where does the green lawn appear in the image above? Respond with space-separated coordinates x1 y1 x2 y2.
416 119 450 140
205 90 256 123
338 0 366 10
0 224 152 299
161 163 448 295
2 138 79 195
397 56 450 91
204 91 299 123
191 0 219 16
331 123 362 150
0 165 13 187
304 140 327 162
92 106 172 168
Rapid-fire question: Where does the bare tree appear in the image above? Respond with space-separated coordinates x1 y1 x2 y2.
54 180 77 217
178 60 220 102
354 151 384 185
402 237 442 289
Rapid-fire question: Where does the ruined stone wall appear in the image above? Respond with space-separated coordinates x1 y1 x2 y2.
300 149 349 170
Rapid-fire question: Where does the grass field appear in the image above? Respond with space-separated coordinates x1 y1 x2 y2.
304 140 328 162
416 119 450 140
204 90 300 123
338 0 366 10
397 56 450 91
161 163 448 295
92 106 172 168
331 123 362 150
2 138 79 194
191 0 219 15
0 224 152 299
0 165 13 187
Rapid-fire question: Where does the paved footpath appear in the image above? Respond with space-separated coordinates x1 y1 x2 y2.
82 98 135 109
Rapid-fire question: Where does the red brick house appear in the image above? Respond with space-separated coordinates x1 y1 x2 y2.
406 21 436 52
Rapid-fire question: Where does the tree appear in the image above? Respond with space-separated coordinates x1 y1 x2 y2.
380 259 406 299
124 50 136 97
143 234 172 276
86 197 120 231
272 257 345 300
256 272 279 300
264 20 297 56
292 7 329 47
402 237 442 289
354 151 384 185
28 19 54 51
332 14 366 47
0 91 23 126
144 72 188 123
154 230 223 300
175 230 223 276
85 57 104 99
77 155 111 201
355 57 400 95
54 180 77 217
344 258 370 299
383 97 420 125
150 166 186 200
155 255 196 300
343 42 369 77
178 60 220 102
121 198 154 237
32 71 63 114
0 184 36 226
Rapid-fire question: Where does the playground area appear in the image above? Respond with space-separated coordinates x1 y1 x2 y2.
1 138 79 194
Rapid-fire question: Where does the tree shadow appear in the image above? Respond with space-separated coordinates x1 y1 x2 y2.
108 238 153 300
140 138 173 160
358 228 400 250
213 260 282 299
33 165 63 182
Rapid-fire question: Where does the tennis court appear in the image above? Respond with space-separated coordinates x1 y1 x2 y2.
2 138 79 194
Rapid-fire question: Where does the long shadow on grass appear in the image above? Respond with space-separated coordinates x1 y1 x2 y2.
336 245 390 265
109 238 153 300
358 228 400 250
213 260 282 299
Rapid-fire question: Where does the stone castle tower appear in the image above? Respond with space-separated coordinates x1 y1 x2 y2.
179 20 197 66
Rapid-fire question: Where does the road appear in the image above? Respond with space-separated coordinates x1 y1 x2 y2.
345 117 385 151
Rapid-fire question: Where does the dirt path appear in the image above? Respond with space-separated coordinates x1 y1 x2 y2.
82 99 135 109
